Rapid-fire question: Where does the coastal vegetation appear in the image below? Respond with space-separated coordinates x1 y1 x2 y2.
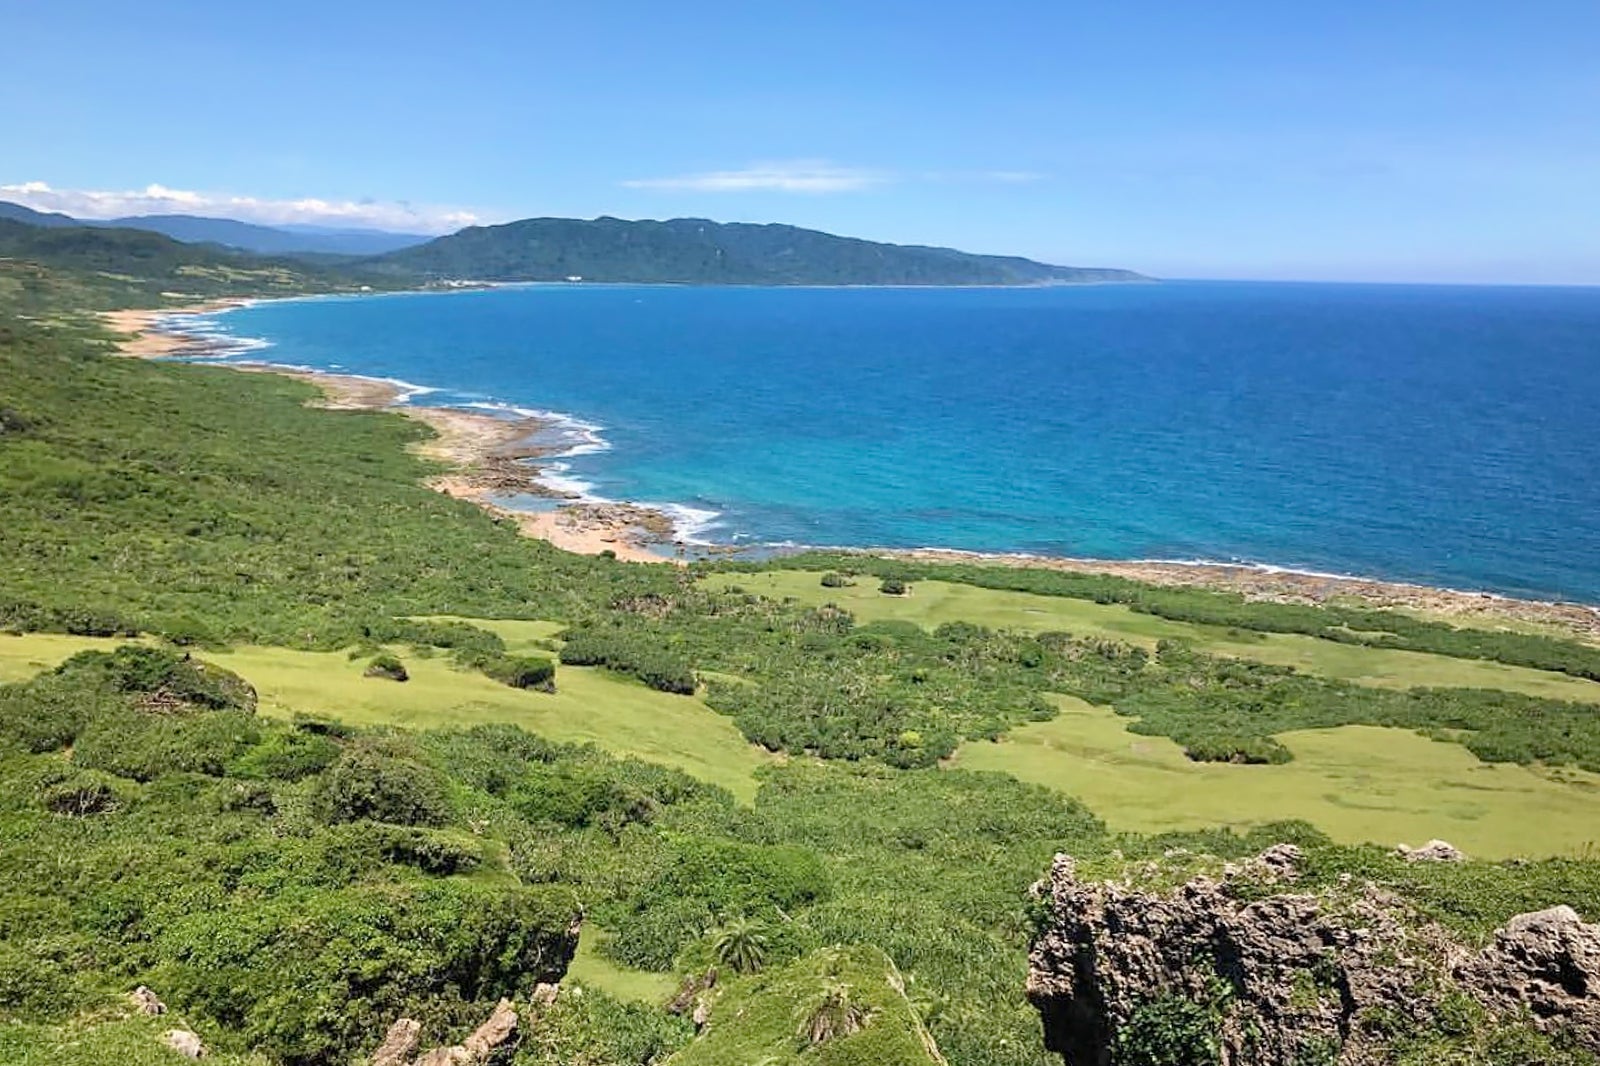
757 553 1600 681
1 242 1597 1064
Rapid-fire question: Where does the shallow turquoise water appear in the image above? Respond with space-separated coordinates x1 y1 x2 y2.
201 281 1600 602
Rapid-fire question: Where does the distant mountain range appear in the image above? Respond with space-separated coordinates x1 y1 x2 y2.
0 200 1146 286
373 216 1146 286
0 201 429 255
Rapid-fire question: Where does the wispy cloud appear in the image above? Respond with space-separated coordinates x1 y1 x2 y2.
621 161 1049 194
0 180 482 233
620 161 892 194
979 170 1048 184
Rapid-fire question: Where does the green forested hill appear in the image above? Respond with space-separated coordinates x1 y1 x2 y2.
0 219 393 309
368 215 1147 285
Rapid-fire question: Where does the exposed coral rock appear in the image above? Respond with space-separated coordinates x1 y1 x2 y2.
370 1018 421 1066
1397 839 1466 862
393 999 518 1066
1027 849 1600 1065
1227 842 1303 883
1460 905 1600 1047
130 985 167 1015
461 999 518 1060
529 982 559 1009
163 1028 206 1059
1025 851 1454 1065
668 967 720 1015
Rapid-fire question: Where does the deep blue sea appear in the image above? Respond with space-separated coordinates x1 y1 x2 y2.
192 282 1600 603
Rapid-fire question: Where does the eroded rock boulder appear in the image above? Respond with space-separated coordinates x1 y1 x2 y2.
1460 905 1600 1047
1026 852 1446 1065
371 1018 422 1066
130 985 167 1015
1397 839 1466 863
377 998 519 1066
1027 848 1600 1065
163 1028 206 1059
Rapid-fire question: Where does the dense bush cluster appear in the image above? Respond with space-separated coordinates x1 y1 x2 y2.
559 627 697 694
767 552 1600 682
0 650 583 1065
560 590 1600 775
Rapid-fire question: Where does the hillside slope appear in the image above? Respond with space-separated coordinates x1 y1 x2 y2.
0 200 428 255
0 218 389 307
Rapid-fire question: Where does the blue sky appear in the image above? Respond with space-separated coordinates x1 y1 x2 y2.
5 1 1597 282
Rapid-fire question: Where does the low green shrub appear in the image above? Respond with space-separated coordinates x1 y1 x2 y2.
482 654 555 691
363 653 409 682
311 744 452 827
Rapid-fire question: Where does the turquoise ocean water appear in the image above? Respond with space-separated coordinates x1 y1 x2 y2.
187 282 1600 603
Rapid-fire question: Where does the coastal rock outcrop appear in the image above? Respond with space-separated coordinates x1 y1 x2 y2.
370 997 521 1066
1459 905 1600 1047
163 1028 207 1059
371 1018 422 1066
130 985 167 1015
1025 848 1600 1065
1396 839 1466 863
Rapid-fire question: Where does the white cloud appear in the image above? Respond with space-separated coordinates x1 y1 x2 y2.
621 161 1049 194
981 170 1047 184
0 180 482 234
620 161 892 194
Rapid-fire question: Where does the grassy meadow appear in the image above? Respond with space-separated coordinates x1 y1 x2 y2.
4 626 1598 859
0 629 771 803
953 696 1600 859
704 570 1600 703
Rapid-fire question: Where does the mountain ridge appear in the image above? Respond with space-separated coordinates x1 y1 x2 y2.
0 200 430 255
0 199 1147 287
368 214 1147 286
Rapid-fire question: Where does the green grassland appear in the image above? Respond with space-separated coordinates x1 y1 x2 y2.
567 931 681 1004
0 631 137 684
0 630 771 803
5 628 1597 859
953 696 1600 859
206 643 774 803
704 570 1600 703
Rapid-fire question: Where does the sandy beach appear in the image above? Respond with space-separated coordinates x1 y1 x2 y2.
101 300 258 358
104 306 1600 636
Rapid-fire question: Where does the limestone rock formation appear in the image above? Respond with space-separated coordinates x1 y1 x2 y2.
163 1028 207 1059
1026 848 1599 1065
371 1018 422 1066
1460 904 1600 1047
373 998 519 1066
1396 839 1466 862
130 985 167 1015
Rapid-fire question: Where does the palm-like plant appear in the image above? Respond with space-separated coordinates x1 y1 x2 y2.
711 915 770 974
